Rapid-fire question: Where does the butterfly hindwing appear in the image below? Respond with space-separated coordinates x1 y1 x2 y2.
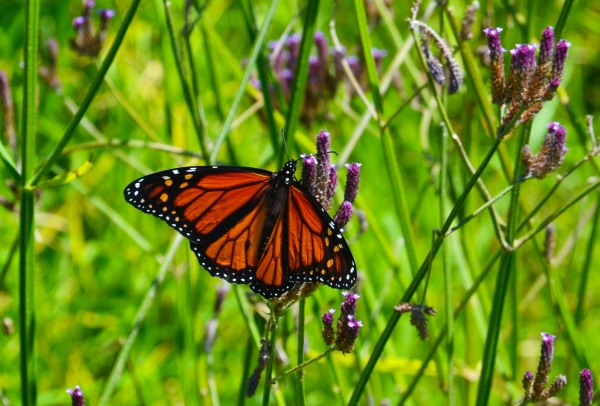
285 182 356 290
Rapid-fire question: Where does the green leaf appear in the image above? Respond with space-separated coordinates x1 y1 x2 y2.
33 159 93 189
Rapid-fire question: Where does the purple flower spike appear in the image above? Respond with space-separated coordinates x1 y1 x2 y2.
541 332 556 363
344 163 361 203
322 308 335 326
523 370 534 395
372 48 388 70
317 130 331 156
539 26 555 65
511 44 537 71
72 16 85 29
99 8 115 21
341 291 360 316
579 369 594 406
66 385 85 406
327 164 338 201
301 155 317 191
321 309 336 346
334 201 353 228
483 27 506 56
314 31 328 64
85 0 95 9
551 39 571 81
346 315 363 341
287 33 302 67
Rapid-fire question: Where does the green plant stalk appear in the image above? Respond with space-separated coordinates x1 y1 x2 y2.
475 125 528 405
61 139 204 159
103 77 163 143
514 178 600 249
211 0 280 164
238 0 280 154
518 151 600 233
162 0 209 162
353 0 419 275
554 0 576 40
19 0 40 403
440 125 454 405
262 313 278 406
575 192 600 324
444 8 497 136
398 250 503 405
348 137 503 405
408 20 506 247
29 0 142 187
0 236 19 291
281 0 319 163
0 140 19 182
296 298 306 405
534 242 589 368
98 235 183 406
238 336 254 406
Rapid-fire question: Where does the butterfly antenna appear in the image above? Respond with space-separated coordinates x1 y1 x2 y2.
281 129 291 161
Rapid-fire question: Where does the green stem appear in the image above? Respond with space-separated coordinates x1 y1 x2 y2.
295 298 306 405
238 0 280 154
440 124 454 405
554 0 576 40
514 178 600 249
272 348 335 383
281 0 320 163
261 312 278 406
162 0 209 162
211 0 280 164
397 251 502 405
29 0 142 187
19 0 40 403
575 192 600 324
348 138 503 405
98 235 183 406
475 125 529 405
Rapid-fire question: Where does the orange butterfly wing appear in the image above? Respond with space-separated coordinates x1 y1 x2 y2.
285 184 356 290
125 166 273 285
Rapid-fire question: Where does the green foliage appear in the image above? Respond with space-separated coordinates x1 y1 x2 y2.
1 0 600 405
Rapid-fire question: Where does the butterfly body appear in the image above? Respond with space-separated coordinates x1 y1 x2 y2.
124 160 356 298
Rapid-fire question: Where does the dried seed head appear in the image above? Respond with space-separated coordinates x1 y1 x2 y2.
527 122 568 179
422 33 445 85
540 375 567 400
246 338 270 397
409 304 436 340
460 1 479 41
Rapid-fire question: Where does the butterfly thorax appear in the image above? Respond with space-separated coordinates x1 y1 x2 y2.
259 160 297 256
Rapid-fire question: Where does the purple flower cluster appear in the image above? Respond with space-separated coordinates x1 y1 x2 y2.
483 25 571 134
579 369 594 406
66 385 85 406
70 1 115 57
320 292 362 353
521 121 568 180
252 32 387 125
301 131 360 230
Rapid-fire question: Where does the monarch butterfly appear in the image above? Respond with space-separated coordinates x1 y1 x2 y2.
124 160 356 298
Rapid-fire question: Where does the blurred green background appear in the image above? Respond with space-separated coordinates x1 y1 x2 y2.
1 0 600 404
